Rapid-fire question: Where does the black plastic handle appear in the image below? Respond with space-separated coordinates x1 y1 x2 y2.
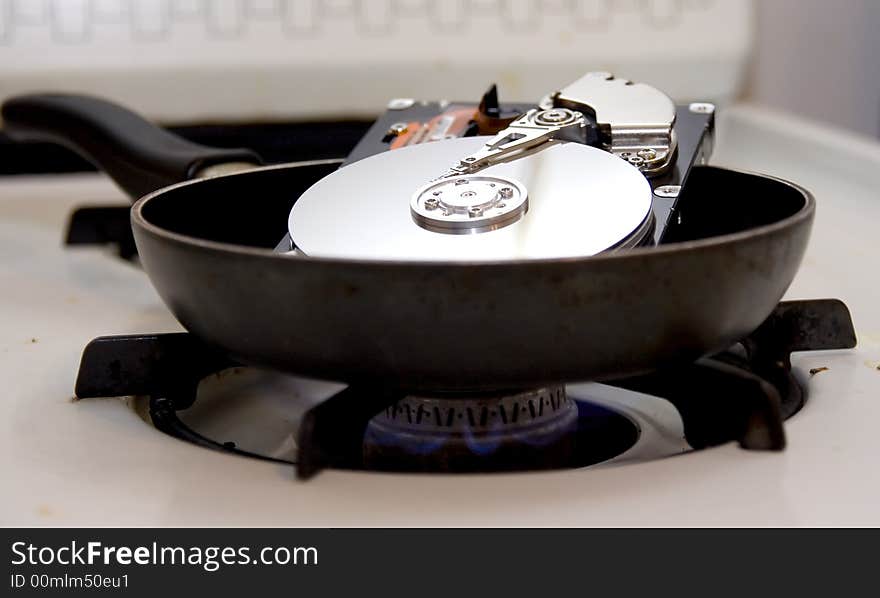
1 94 261 199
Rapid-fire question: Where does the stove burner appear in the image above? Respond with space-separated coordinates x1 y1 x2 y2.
74 300 856 480
363 387 579 472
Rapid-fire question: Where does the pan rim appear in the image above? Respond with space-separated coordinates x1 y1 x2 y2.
130 160 815 267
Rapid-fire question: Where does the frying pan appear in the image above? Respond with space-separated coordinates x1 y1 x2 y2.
2 95 814 390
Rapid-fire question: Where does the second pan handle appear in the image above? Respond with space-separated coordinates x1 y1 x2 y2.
1 94 262 199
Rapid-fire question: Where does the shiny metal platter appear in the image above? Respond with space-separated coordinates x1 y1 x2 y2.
288 136 653 262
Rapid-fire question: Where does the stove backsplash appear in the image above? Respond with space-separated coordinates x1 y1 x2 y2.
0 0 752 122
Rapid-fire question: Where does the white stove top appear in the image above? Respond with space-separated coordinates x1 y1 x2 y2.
1 104 878 526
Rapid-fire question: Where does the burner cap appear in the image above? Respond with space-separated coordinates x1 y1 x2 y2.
363 387 579 472
289 136 653 261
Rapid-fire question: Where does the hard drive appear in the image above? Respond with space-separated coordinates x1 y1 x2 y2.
281 71 715 260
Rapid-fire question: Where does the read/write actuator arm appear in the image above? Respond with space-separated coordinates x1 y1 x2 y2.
439 71 679 179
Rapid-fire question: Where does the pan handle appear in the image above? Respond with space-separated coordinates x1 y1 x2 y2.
1 94 262 199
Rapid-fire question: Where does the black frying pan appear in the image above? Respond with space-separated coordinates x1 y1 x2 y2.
2 95 814 390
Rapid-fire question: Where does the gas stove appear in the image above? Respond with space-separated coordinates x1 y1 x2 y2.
1 103 878 526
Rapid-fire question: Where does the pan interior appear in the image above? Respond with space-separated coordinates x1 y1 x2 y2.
137 164 810 255
287 137 654 261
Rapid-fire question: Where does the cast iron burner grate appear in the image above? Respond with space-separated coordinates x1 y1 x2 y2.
74 300 855 480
